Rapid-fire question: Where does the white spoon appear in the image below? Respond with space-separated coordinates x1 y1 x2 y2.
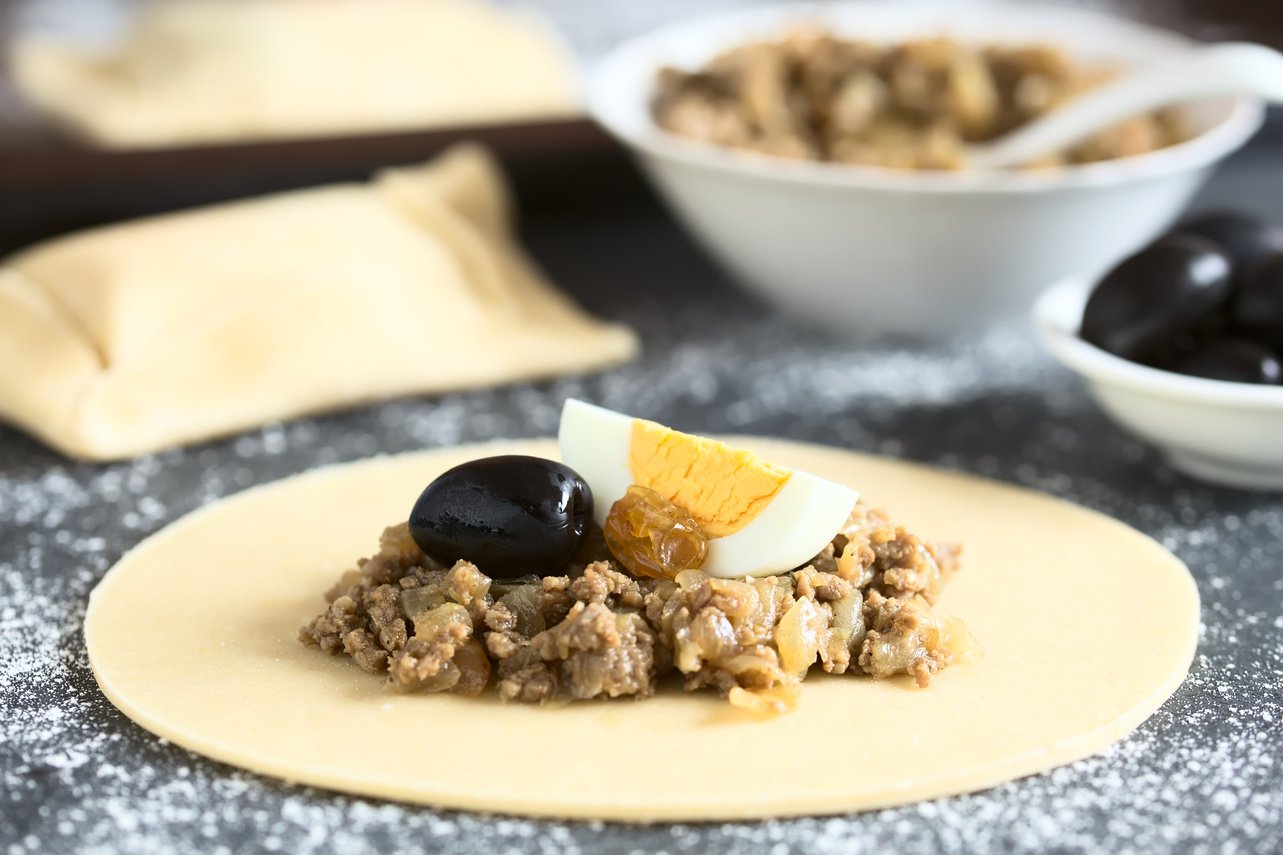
966 42 1283 170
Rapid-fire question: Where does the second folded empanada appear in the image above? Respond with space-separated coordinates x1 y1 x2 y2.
0 145 638 460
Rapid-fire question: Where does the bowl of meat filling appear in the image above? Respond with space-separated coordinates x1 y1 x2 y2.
587 1 1263 336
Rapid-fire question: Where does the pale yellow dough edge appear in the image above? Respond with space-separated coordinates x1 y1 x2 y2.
12 0 582 148
0 148 636 461
85 438 1201 822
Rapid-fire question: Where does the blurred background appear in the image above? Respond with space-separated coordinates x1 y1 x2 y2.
4 0 1283 60
1 0 1281 256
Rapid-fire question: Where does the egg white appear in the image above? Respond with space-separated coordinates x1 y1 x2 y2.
558 399 859 578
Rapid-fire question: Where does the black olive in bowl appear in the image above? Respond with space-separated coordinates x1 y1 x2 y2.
1233 256 1283 350
1078 210 1283 387
1168 337 1283 385
1080 233 1232 363
1174 211 1283 285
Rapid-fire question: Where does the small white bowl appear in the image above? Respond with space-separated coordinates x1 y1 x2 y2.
1035 278 1283 490
588 1 1264 337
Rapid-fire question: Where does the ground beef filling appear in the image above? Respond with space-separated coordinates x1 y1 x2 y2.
300 503 972 708
652 32 1187 170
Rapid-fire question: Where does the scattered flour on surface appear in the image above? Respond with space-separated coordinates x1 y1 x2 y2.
2 256 1281 854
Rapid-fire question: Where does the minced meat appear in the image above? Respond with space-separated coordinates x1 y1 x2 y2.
299 503 973 707
652 32 1186 169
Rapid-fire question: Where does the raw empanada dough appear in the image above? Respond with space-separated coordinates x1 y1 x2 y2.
85 438 1201 822
13 0 580 147
0 147 637 460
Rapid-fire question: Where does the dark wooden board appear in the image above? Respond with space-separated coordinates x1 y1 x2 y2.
0 117 647 255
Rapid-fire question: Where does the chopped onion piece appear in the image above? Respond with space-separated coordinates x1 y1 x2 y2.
775 597 823 677
412 602 471 639
728 685 800 715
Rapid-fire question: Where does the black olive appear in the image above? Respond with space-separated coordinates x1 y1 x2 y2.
1232 256 1283 350
408 455 593 579
1173 211 1283 285
1080 233 1232 362
1167 337 1282 385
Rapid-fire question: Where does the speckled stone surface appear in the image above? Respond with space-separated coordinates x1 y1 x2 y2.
4 111 1283 855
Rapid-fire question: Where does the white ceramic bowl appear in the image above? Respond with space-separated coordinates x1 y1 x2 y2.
1035 278 1283 489
588 1 1264 337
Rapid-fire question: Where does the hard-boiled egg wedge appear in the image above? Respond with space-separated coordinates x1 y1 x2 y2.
558 399 858 578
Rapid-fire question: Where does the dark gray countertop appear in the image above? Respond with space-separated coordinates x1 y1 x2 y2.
3 139 1283 854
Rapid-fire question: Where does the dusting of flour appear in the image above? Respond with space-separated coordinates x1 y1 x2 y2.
2 282 1281 854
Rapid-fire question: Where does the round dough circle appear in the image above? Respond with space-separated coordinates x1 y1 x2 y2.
86 438 1200 822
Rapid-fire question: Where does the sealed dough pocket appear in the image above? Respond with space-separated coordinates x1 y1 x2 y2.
11 0 581 148
0 145 637 460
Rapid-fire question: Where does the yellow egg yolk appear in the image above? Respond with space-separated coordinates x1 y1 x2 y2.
628 419 791 538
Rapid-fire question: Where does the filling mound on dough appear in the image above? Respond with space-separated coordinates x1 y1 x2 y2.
300 503 974 711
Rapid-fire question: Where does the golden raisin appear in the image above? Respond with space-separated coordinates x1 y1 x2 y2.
603 485 708 580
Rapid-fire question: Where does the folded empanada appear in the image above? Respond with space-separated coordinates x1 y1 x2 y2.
13 0 580 148
0 145 638 460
